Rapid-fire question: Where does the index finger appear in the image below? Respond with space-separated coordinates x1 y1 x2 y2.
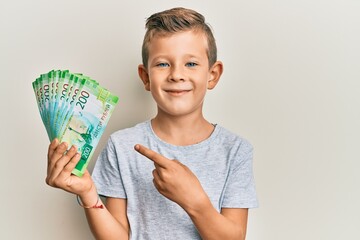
134 144 170 168
48 140 68 165
48 138 59 160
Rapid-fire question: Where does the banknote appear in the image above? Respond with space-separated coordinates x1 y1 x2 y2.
32 70 119 177
55 73 85 138
33 78 50 138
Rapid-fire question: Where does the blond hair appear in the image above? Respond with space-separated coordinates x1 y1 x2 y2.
141 7 217 69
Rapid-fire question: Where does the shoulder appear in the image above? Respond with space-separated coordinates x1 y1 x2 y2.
214 125 253 153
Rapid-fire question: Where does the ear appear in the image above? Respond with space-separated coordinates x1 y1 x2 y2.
138 64 150 91
207 61 223 90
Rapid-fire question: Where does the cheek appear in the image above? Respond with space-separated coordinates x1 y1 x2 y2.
149 78 159 89
148 72 166 86
199 75 211 89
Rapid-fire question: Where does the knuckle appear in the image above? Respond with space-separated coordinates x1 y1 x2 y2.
47 176 63 188
48 155 56 164
160 171 169 180
53 178 62 187
67 146 76 154
55 147 65 155
153 179 162 189
47 178 55 187
45 177 50 185
54 161 64 170
65 151 74 158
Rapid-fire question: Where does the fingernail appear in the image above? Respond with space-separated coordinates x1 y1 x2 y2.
134 144 140 150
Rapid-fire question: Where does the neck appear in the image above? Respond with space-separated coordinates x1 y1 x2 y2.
151 112 214 146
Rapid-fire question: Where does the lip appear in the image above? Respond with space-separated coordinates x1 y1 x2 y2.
164 89 191 96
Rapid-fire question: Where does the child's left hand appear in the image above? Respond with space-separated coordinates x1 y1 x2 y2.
134 144 209 212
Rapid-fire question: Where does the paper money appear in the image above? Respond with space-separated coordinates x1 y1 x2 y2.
32 70 119 177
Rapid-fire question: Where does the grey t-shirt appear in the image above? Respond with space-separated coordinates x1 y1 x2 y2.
92 120 258 239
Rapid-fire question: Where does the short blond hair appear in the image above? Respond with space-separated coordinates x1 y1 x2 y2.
141 7 217 69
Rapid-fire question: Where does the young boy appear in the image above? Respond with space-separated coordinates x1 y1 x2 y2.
46 7 258 240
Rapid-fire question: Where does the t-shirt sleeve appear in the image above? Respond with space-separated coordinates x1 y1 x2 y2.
91 136 127 199
221 139 259 209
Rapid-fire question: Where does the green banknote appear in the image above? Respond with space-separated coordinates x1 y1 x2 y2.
32 70 119 177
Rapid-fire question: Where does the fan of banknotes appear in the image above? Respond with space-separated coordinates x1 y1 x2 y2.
32 70 119 177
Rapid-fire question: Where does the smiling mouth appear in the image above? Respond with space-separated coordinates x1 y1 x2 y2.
165 89 191 96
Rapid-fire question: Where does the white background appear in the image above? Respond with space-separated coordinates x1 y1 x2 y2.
1 0 359 239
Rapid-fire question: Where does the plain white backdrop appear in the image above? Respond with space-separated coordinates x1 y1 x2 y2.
1 0 359 239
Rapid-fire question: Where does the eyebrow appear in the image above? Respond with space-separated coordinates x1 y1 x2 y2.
151 54 202 61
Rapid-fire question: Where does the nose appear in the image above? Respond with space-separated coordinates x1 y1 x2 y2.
168 65 185 82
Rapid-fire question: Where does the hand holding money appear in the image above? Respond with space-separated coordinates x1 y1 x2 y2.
32 70 119 177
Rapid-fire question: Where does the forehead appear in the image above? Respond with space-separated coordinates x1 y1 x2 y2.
147 30 208 59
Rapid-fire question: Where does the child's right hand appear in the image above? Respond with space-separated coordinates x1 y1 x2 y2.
45 138 95 198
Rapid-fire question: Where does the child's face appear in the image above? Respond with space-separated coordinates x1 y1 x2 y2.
139 30 221 117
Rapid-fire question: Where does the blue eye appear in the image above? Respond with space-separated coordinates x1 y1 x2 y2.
186 62 197 67
156 62 169 67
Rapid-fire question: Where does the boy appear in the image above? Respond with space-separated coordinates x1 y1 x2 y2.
46 7 258 240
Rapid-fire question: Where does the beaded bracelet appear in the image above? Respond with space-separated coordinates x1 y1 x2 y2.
76 195 104 209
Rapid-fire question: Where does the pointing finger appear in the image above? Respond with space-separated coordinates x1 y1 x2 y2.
134 144 170 168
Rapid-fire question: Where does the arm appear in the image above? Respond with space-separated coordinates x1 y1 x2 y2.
187 200 248 240
46 139 129 240
134 144 249 240
80 188 129 240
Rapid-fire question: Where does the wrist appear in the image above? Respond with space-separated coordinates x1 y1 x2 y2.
77 194 104 209
77 184 99 207
184 193 213 217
